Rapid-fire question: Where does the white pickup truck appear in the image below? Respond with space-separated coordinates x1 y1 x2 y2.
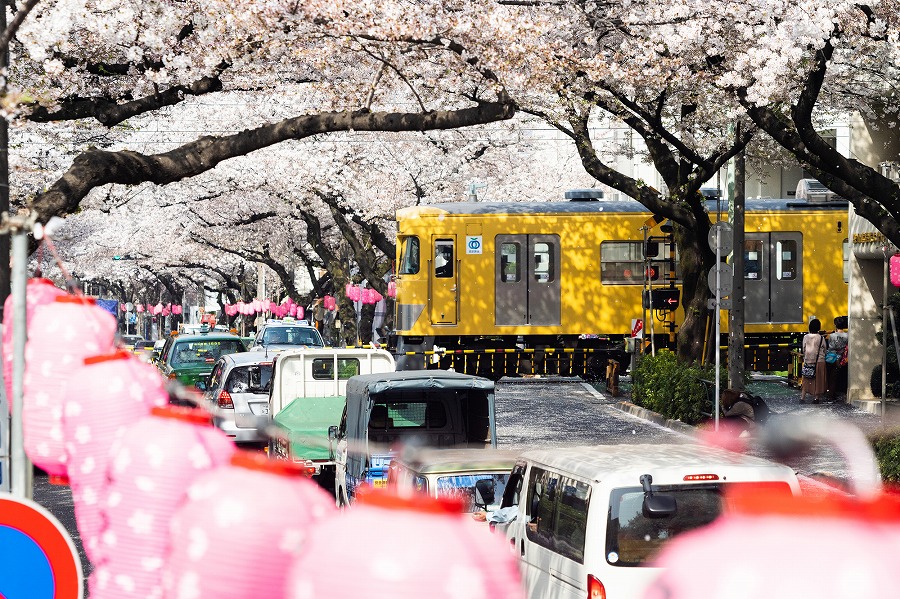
267 348 395 490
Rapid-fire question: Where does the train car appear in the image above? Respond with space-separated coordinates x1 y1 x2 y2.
392 191 849 378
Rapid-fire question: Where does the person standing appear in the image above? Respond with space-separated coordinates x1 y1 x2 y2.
826 315 849 401
800 318 827 404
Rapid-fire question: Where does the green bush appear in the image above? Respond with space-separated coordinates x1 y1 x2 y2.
869 430 900 483
631 350 727 425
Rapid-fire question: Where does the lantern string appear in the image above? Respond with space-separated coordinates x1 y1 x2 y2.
42 237 81 295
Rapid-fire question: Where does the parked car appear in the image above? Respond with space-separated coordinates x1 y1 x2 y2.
203 352 274 444
249 319 324 353
492 443 801 599
387 447 519 518
155 331 246 390
330 370 498 506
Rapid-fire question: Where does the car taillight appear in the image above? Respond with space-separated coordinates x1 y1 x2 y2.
587 574 606 599
217 390 234 409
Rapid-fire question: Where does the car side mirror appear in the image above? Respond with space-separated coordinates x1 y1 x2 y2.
328 425 338 441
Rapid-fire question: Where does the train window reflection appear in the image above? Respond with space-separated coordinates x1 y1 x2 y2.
435 240 454 278
500 243 521 282
843 239 850 283
776 240 797 280
744 240 762 280
399 236 420 275
533 243 554 283
601 241 679 285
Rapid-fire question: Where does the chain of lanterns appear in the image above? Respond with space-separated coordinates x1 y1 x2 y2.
1 276 521 599
219 282 398 319
118 302 184 316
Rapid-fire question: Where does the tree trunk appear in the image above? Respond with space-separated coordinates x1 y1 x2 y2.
358 303 376 344
674 225 714 364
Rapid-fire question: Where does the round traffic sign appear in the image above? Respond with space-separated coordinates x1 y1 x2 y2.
707 263 734 296
125 302 135 312
0 495 83 599
707 222 734 255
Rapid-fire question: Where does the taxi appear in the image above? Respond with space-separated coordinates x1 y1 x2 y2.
155 327 247 389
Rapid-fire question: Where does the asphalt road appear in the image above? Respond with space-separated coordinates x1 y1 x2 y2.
31 375 885 594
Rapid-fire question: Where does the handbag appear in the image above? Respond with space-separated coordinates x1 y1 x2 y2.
825 351 839 364
839 345 849 367
801 362 817 379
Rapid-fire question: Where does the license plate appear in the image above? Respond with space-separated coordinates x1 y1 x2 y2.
261 405 269 415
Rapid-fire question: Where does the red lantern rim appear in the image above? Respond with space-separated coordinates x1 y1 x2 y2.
30 278 57 286
230 450 310 476
54 295 96 305
355 486 466 514
150 405 212 425
84 349 132 365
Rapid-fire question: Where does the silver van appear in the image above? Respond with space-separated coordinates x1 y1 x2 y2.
493 443 800 599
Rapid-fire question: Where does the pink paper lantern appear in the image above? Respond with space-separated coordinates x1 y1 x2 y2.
286 490 524 599
891 254 900 287
323 296 336 311
161 306 171 317
387 280 397 298
345 284 361 302
135 304 144 313
644 490 900 599
296 306 304 320
119 303 127 312
172 305 183 316
23 296 117 483
89 406 235 599
154 302 163 315
2 278 66 412
63 350 168 563
164 451 335 599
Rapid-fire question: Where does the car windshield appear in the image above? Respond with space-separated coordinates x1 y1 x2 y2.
262 327 323 346
434 473 510 512
170 340 245 366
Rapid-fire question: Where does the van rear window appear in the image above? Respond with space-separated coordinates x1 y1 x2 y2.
606 481 793 566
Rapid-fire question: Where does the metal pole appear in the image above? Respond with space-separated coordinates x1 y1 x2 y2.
883 258 888 424
714 224 721 431
11 227 31 498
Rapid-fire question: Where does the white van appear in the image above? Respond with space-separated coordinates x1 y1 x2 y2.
492 443 800 599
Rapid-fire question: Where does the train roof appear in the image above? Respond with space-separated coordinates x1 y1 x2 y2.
397 198 849 218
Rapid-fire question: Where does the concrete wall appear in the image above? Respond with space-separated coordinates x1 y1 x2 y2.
847 113 900 401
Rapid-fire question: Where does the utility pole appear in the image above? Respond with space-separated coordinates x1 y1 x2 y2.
729 151 746 390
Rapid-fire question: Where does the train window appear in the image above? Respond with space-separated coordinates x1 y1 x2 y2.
500 243 521 283
399 237 420 275
601 241 678 285
533 243 554 283
775 240 797 280
435 240 454 278
744 240 763 280
843 239 850 283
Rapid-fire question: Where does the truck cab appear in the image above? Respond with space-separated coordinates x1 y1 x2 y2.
331 370 498 506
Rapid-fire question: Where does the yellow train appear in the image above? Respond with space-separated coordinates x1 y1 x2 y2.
392 191 849 378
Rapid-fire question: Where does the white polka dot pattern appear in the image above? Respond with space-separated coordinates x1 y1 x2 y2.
1 279 65 413
23 297 116 478
285 500 525 599
63 352 168 565
87 410 235 599
163 458 336 599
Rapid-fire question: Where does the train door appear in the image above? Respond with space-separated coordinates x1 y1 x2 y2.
430 237 458 324
494 234 561 326
743 232 803 323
